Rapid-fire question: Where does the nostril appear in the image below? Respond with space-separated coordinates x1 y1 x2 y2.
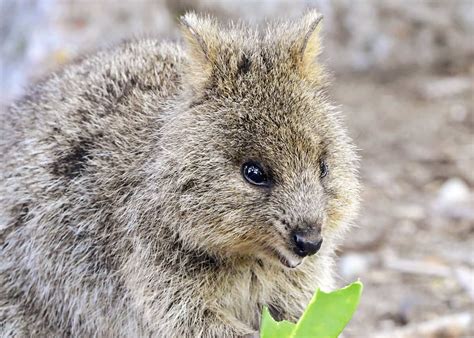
313 238 323 253
293 233 306 256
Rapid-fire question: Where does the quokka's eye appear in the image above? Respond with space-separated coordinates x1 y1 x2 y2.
242 161 269 187
320 160 328 178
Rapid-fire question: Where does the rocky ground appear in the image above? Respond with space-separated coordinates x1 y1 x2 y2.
334 73 473 337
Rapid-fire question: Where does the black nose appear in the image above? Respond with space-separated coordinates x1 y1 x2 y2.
292 232 323 257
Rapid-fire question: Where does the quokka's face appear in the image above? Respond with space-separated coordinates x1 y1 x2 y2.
165 11 360 267
169 82 359 269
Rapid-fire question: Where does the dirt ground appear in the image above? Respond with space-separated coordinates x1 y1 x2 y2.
333 73 473 336
1 1 473 336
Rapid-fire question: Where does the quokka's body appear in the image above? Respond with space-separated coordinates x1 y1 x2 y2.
0 11 359 337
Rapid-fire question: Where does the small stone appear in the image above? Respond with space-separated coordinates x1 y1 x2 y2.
394 204 425 220
339 253 370 279
420 77 472 99
436 177 470 207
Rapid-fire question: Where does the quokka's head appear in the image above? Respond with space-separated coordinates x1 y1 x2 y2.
158 11 360 268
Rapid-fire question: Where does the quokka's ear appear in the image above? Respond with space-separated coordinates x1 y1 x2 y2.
180 12 219 90
292 10 324 81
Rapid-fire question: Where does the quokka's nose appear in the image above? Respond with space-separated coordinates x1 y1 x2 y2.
292 231 323 257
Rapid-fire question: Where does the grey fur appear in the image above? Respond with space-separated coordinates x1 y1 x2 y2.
0 11 360 337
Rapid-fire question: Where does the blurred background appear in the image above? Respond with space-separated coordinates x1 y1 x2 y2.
1 0 473 336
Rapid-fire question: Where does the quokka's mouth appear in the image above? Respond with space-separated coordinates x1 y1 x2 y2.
270 247 303 269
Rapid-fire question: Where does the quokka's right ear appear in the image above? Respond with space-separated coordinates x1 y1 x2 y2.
180 12 219 91
290 10 325 83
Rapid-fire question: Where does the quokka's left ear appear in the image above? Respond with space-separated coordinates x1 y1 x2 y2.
180 12 220 91
292 10 325 82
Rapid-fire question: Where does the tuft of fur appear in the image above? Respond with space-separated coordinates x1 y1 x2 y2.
0 11 359 337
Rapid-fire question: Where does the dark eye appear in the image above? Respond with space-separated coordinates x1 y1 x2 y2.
242 161 269 187
320 160 328 178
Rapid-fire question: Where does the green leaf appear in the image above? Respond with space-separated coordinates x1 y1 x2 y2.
260 306 296 338
291 281 363 338
260 281 363 338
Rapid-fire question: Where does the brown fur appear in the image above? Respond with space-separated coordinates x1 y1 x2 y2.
0 11 360 337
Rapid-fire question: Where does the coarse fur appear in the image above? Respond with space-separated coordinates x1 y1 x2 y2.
0 11 360 337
